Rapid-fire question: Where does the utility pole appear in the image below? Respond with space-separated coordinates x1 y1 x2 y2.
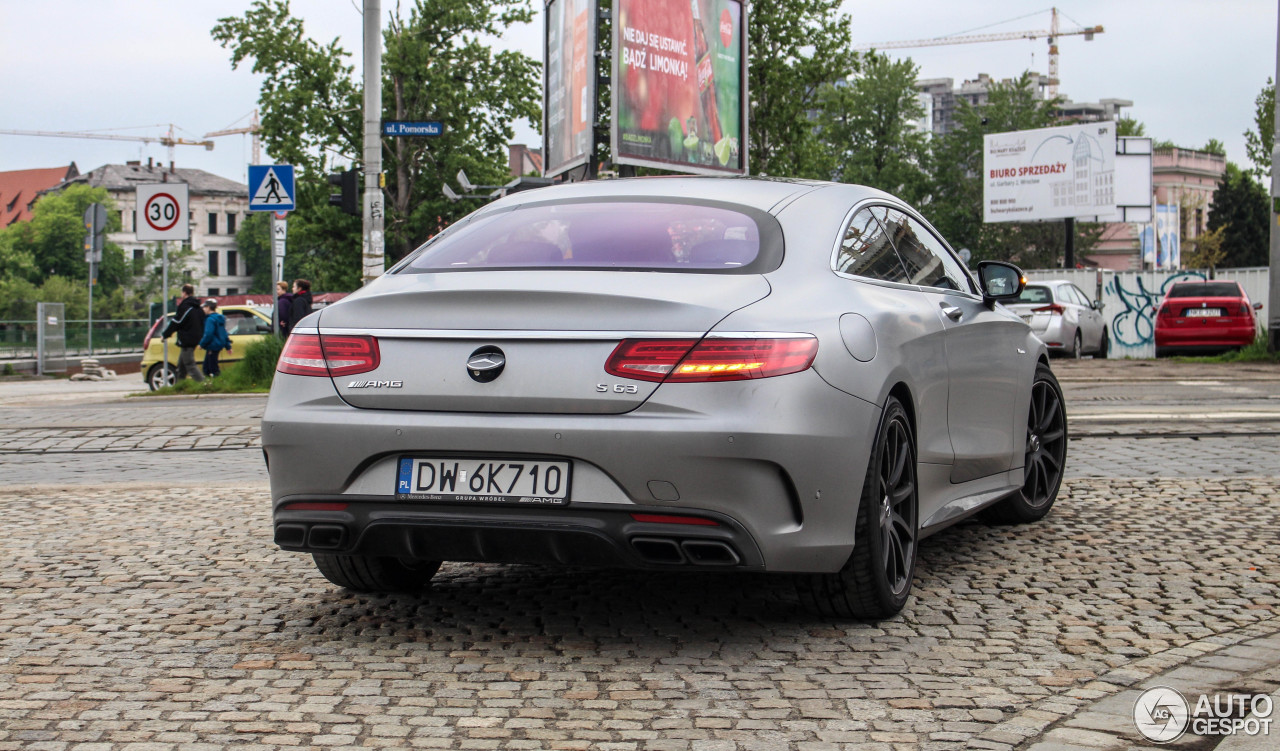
362 0 385 285
1270 0 1280 351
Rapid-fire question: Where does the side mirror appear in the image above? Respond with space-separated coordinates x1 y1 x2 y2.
1254 302 1264 311
976 260 1026 305
258 323 274 334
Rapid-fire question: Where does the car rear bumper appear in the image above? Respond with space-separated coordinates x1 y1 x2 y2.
262 370 882 574
1155 322 1256 349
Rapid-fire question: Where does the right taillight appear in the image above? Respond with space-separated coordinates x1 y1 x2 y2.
605 336 818 383
278 334 380 377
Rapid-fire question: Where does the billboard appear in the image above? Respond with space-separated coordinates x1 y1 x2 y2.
983 122 1117 223
612 0 746 175
544 0 596 178
1141 203 1181 270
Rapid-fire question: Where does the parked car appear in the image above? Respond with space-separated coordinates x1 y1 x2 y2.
1155 280 1262 357
1003 280 1108 358
262 177 1066 620
140 304 274 389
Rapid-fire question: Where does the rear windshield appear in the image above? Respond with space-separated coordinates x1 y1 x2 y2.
1015 285 1051 304
396 201 771 273
1166 282 1240 297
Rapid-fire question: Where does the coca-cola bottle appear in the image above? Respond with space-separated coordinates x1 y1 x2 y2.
690 0 723 146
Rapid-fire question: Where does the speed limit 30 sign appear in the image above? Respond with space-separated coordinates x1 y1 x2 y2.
136 183 190 241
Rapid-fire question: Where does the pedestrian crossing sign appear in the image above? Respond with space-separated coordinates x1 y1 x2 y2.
248 164 295 212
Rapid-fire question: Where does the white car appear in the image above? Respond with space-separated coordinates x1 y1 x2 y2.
1004 280 1108 358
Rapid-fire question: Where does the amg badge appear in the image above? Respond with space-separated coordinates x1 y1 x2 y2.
347 380 403 389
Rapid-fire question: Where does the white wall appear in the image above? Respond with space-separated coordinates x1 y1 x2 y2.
1022 267 1269 359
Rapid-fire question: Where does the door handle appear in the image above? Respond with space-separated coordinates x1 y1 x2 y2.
941 305 963 321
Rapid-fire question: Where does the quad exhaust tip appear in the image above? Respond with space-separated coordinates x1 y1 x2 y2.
630 537 741 566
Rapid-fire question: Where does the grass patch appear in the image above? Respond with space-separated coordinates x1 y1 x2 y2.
1171 328 1280 364
143 336 284 396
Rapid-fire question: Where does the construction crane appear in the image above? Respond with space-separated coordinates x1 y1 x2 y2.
854 7 1103 98
204 109 262 165
0 124 213 164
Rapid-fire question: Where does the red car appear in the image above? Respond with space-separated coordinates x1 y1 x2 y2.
1154 280 1262 357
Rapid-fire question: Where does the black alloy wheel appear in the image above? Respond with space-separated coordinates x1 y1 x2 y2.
1022 367 1067 509
798 396 918 620
876 413 917 597
985 363 1067 523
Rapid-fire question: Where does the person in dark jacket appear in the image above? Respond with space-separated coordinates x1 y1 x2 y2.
287 278 313 334
275 280 294 337
161 284 205 382
198 299 233 377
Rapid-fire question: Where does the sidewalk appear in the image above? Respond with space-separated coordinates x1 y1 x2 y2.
1053 357 1280 382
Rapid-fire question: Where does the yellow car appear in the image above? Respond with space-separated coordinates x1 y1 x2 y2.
140 304 275 389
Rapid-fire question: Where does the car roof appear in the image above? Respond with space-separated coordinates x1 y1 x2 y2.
481 175 883 215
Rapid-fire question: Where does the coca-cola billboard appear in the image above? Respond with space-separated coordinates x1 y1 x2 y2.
544 0 596 178
612 0 746 175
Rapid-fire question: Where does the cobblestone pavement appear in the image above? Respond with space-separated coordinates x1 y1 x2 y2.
1 478 1278 750
2 365 1279 749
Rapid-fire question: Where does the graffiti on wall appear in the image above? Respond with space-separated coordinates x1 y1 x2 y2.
1104 270 1205 352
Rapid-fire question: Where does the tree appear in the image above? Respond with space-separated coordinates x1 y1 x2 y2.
925 72 1094 267
1116 117 1146 137
813 53 928 203
235 213 274 294
0 183 129 296
1202 138 1226 156
212 0 540 286
1244 78 1274 180
1183 225 1228 273
748 0 857 177
1207 162 1269 268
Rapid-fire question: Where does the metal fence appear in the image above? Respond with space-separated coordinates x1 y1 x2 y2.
1023 267 1271 359
0 318 151 360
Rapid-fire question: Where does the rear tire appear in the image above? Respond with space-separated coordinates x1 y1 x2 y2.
312 554 441 593
798 397 918 620
984 362 1066 524
1097 329 1109 359
1070 331 1082 359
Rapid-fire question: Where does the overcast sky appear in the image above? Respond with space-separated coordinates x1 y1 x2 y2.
1 1 1275 186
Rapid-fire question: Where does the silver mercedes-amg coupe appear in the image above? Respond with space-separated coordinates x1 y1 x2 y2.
263 176 1067 619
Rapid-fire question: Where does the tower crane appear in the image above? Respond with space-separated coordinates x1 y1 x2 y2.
204 109 262 165
854 7 1103 98
0 124 213 164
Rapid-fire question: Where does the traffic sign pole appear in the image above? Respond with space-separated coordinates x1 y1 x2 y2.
363 0 385 285
271 213 288 335
161 240 170 386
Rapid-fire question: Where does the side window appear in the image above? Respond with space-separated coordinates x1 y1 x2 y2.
834 206 910 284
883 209 974 293
223 311 252 336
1070 285 1092 307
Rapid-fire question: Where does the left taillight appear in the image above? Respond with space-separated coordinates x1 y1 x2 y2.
277 334 379 377
606 336 818 383
1032 303 1066 315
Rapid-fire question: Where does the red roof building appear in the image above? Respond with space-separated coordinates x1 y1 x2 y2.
0 164 78 226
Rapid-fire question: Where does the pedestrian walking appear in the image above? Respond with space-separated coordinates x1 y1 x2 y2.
161 284 205 382
275 280 294 337
287 278 313 334
199 299 233 377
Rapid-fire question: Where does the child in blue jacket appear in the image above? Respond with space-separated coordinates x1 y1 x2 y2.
199 299 233 377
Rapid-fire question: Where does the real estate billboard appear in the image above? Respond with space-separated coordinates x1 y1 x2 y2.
612 0 746 175
544 0 596 178
983 122 1118 223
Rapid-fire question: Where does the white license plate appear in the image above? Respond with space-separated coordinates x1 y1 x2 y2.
396 457 570 504
1187 308 1222 317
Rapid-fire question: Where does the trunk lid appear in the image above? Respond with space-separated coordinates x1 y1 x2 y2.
319 270 771 414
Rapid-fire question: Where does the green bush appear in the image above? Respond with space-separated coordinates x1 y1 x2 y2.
229 334 285 387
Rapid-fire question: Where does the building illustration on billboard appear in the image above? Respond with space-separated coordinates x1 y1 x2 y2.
984 122 1117 223
610 0 747 175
